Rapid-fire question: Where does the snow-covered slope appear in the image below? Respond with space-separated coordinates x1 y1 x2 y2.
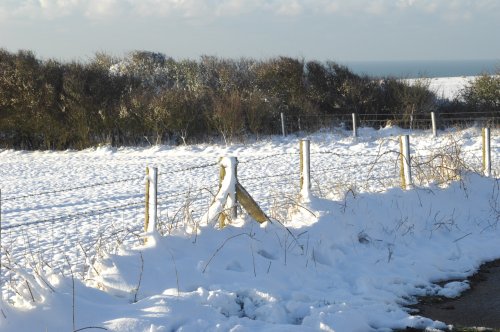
406 76 475 100
0 126 499 331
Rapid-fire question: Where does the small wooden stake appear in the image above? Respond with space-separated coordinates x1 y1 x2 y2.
352 113 358 137
145 167 150 233
281 112 286 137
149 167 158 232
300 139 311 200
431 112 437 137
400 135 412 189
0 189 2 297
482 128 491 177
145 166 158 234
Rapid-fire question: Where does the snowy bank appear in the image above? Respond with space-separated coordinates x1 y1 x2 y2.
0 127 499 331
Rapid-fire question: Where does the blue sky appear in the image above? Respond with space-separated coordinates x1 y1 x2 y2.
0 0 499 62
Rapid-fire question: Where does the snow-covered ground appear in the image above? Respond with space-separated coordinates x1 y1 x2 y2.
0 125 499 331
406 76 475 100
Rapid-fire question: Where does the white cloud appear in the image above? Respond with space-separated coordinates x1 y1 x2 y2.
365 0 388 15
275 0 303 16
324 1 340 13
84 0 122 19
215 0 251 16
0 0 498 21
38 0 80 18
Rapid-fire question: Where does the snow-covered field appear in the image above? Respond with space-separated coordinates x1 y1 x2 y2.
406 76 475 100
0 125 499 331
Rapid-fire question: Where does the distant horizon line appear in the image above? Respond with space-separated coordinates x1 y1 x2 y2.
1 46 499 64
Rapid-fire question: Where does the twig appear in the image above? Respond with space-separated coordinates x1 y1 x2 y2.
250 241 256 277
65 254 76 332
453 232 472 243
133 252 144 303
166 249 180 297
25 280 35 303
202 233 247 273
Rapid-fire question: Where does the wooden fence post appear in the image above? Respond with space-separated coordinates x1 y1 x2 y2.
400 135 413 189
300 139 311 200
352 113 358 137
0 189 2 296
482 128 491 177
281 112 286 137
431 112 437 137
145 167 149 232
144 166 158 233
219 157 238 228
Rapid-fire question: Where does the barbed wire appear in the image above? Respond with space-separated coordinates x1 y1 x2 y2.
243 178 298 193
1 199 144 231
3 175 145 202
3 162 219 202
439 117 499 121
310 149 400 158
439 112 499 116
310 159 397 177
417 141 467 152
239 170 300 182
461 148 484 154
413 147 483 159
158 162 218 175
238 152 300 164
157 184 219 202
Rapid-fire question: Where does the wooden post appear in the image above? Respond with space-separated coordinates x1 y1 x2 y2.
281 112 286 137
400 135 412 189
219 157 238 228
145 166 158 233
0 189 2 296
300 139 311 200
144 167 150 232
218 158 226 228
236 184 268 223
352 113 358 137
431 112 437 137
482 128 491 177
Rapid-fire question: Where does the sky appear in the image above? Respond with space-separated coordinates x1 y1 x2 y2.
0 0 499 62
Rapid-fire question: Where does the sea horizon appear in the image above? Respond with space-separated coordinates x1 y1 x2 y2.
341 59 499 79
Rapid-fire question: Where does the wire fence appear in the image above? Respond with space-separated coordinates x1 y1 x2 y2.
277 112 499 136
0 128 498 302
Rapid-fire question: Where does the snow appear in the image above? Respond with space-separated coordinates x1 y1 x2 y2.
406 76 476 100
0 124 499 332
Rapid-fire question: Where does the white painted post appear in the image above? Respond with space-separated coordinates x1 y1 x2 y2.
482 128 491 177
352 113 358 137
218 157 238 228
300 139 311 200
431 112 437 137
281 112 286 137
145 167 150 232
227 157 238 220
400 135 413 189
0 189 2 296
146 166 158 232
